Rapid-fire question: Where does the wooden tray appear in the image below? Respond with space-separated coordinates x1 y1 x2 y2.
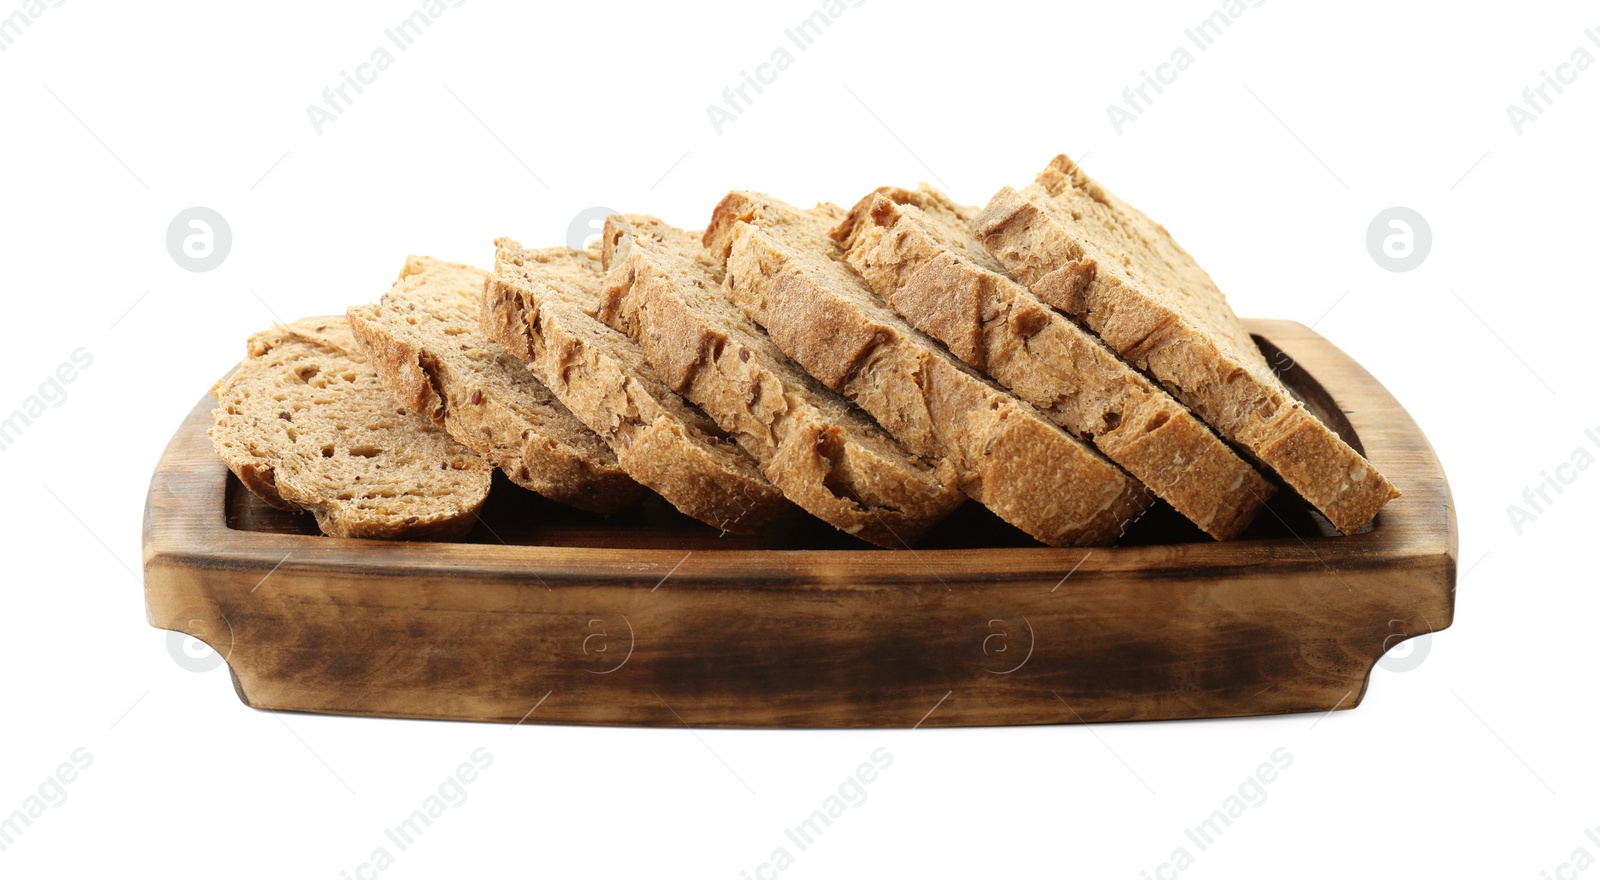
142 319 1456 727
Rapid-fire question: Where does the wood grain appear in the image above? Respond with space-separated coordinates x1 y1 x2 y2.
142 320 1456 727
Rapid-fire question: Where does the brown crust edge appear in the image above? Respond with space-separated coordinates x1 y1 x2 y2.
479 264 790 536
705 200 1152 546
345 298 643 516
599 216 964 547
974 186 1399 534
834 191 1274 540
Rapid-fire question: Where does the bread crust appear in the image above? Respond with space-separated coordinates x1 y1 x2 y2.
484 240 790 535
347 256 642 514
597 214 965 548
973 155 1398 533
704 192 1151 546
835 185 1273 540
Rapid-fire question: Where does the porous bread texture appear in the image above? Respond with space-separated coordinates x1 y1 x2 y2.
833 185 1274 540
972 155 1398 533
483 239 790 535
347 256 642 514
703 191 1152 547
209 316 491 540
597 213 965 548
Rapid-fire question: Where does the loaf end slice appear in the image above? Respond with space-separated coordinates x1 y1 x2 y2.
834 185 1274 540
347 256 642 514
209 316 492 540
598 213 965 548
973 155 1399 533
484 239 790 535
704 191 1152 546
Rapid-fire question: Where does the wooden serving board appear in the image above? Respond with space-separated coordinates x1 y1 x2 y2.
142 319 1457 727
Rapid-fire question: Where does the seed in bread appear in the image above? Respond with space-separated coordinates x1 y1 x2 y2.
347 256 642 514
703 191 1152 547
209 316 491 540
597 213 966 548
484 239 790 535
834 185 1274 540
973 155 1398 533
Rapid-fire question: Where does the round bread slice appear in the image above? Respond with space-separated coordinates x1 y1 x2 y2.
209 316 492 540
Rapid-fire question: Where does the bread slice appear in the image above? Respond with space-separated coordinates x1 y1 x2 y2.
596 214 966 548
209 316 492 540
347 256 642 514
703 191 1151 546
483 239 790 535
834 186 1274 540
973 155 1398 533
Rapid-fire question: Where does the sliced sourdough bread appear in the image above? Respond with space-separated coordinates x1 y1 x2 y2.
834 185 1274 540
209 316 492 540
973 155 1398 533
597 213 966 548
703 191 1151 546
484 239 791 535
347 256 642 514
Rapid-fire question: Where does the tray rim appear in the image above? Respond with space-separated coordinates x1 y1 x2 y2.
142 318 1459 727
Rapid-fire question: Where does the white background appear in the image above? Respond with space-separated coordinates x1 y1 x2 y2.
1 0 1595 876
